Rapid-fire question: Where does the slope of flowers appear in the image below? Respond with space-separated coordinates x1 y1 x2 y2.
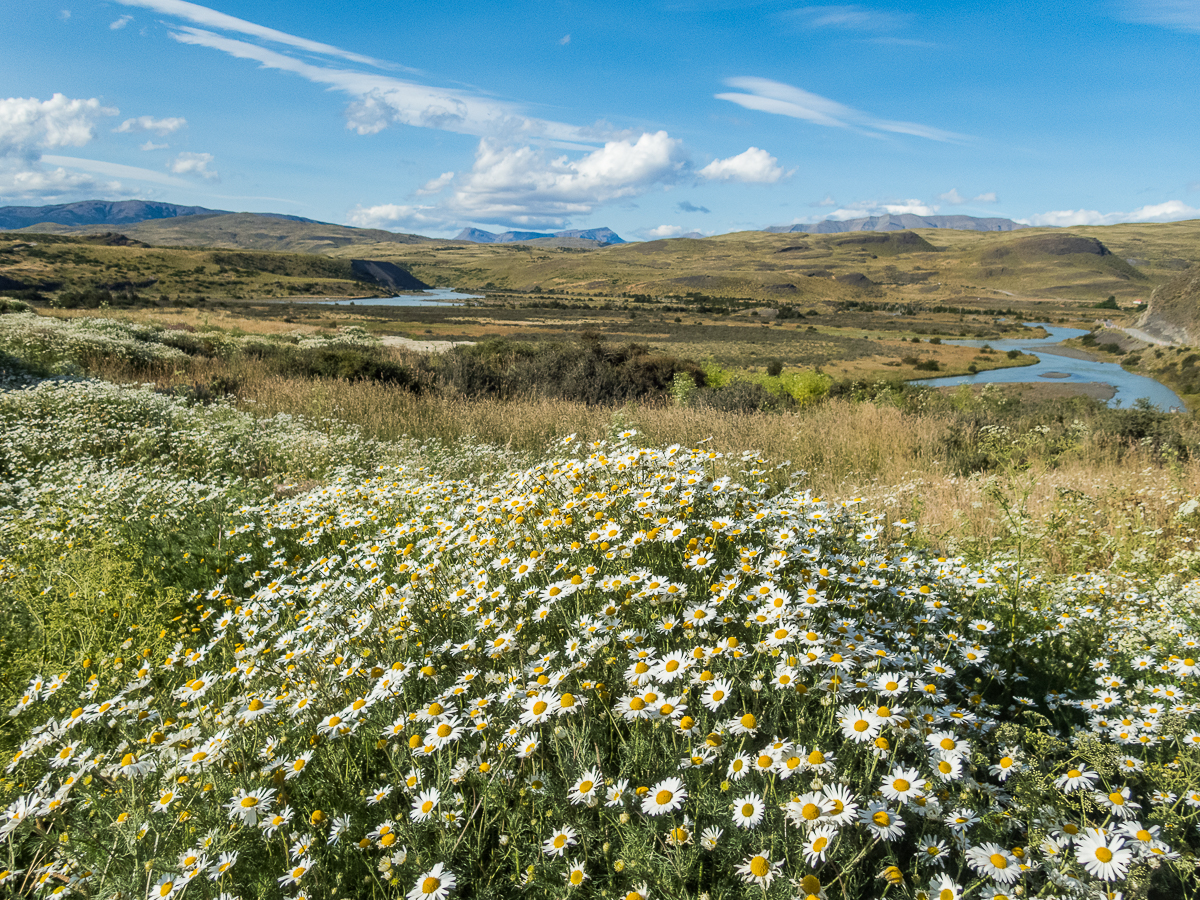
3 426 1199 900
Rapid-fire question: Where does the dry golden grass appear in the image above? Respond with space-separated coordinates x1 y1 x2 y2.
86 350 1200 575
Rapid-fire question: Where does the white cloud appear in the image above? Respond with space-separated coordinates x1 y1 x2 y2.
644 225 686 239
168 150 218 179
448 131 686 227
350 132 688 231
811 198 940 221
559 34 571 45
416 171 455 195
59 10 71 21
1118 0 1200 32
114 0 392 67
346 203 448 232
115 115 186 135
942 188 997 204
139 140 169 151
1024 200 1200 227
111 15 133 29
41 154 199 188
0 94 116 159
168 27 595 147
716 77 967 143
0 94 121 200
785 5 910 31
698 147 786 183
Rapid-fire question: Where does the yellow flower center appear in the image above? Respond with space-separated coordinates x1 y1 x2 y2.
248 698 265 711
872 811 891 826
422 876 442 893
749 856 770 878
532 701 548 715
853 719 870 733
741 803 755 816
989 853 1008 869
808 750 825 765
570 870 584 885
436 724 452 738
579 780 593 794
655 789 674 805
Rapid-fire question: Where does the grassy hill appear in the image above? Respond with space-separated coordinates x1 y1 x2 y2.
325 220 1200 304
0 232 409 300
13 212 437 254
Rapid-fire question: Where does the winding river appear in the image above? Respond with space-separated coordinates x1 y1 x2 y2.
913 323 1187 412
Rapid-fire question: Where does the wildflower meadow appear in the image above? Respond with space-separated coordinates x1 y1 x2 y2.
1 363 1199 899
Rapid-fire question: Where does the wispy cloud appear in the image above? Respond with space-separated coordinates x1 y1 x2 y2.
114 0 394 68
139 140 169 151
1116 0 1200 33
677 200 710 213
115 115 186 135
716 77 968 142
1022 200 1200 227
784 5 911 31
110 14 134 29
167 26 597 147
559 34 571 45
41 154 198 188
939 188 998 205
416 171 455 195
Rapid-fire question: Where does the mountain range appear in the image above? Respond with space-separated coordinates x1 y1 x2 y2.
454 227 625 245
764 214 1028 234
0 199 318 230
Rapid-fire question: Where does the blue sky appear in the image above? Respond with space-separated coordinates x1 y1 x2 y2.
2 0 1199 238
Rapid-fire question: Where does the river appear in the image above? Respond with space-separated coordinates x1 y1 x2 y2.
912 323 1187 411
321 288 482 307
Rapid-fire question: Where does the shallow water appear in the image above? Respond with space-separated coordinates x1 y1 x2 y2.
322 288 482 307
912 323 1186 411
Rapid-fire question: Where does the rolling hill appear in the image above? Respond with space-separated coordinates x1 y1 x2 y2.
13 213 437 254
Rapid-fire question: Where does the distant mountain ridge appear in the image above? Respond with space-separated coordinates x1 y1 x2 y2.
765 214 1028 234
455 226 624 245
0 199 321 231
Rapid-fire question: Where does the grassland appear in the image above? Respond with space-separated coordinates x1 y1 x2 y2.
2 311 1200 899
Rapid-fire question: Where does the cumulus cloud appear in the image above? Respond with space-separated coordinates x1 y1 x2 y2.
448 131 686 227
111 14 133 29
350 132 689 232
346 203 448 232
698 146 786 183
806 198 940 221
0 93 120 200
716 77 967 143
139 140 169 151
974 191 997 203
168 150 218 179
416 171 455 195
115 115 186 135
677 200 710 214
1023 200 1200 227
644 225 686 239
784 5 910 31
